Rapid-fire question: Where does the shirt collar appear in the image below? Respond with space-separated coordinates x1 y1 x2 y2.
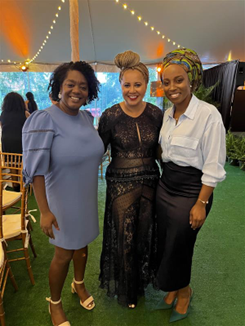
167 94 199 121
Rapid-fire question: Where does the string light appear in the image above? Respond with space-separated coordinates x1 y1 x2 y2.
0 0 66 67
113 1 184 49
28 0 66 64
21 65 28 72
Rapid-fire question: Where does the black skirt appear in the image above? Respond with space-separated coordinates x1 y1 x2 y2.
156 162 213 292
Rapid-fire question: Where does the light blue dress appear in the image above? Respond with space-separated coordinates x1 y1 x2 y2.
22 105 104 249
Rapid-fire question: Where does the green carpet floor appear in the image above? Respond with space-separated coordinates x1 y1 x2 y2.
3 163 245 326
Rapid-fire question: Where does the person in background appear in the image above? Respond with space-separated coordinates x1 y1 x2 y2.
25 91 38 113
156 48 226 322
22 61 104 326
0 92 30 191
1 92 30 153
98 50 163 308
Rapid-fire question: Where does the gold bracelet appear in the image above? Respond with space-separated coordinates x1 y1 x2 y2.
198 198 209 205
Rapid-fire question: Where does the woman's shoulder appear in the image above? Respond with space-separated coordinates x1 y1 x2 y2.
23 107 55 132
197 98 223 124
80 109 94 125
102 104 121 116
98 104 122 131
100 104 122 122
145 102 163 126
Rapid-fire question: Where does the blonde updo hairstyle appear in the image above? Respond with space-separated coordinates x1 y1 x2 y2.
114 50 149 84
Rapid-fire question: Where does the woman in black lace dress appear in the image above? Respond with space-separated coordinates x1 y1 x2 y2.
98 50 163 308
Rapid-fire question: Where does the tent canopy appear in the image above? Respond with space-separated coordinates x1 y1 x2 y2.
1 0 244 72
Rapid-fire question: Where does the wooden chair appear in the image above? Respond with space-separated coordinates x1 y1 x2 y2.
0 153 37 256
0 152 35 285
1 152 22 213
100 149 111 180
0 217 18 326
2 188 22 212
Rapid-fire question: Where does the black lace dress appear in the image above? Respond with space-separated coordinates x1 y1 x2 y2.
98 103 163 306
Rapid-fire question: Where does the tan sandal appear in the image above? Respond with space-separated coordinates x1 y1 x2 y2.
46 297 71 326
71 279 95 310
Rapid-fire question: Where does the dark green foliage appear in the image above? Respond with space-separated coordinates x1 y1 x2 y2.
194 82 220 108
226 131 245 169
226 130 240 160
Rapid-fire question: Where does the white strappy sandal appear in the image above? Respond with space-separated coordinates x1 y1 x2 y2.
46 297 71 326
71 279 95 310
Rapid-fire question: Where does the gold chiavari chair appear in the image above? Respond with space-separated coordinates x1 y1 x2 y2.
0 152 35 285
0 153 37 257
0 213 18 326
0 153 22 213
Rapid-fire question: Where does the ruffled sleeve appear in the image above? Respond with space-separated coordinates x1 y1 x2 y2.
22 110 56 185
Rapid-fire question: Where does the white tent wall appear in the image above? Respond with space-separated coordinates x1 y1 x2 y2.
0 0 244 72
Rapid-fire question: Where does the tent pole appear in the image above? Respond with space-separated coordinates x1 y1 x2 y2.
69 0 80 61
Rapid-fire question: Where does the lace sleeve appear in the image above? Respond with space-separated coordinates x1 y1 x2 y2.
98 110 112 152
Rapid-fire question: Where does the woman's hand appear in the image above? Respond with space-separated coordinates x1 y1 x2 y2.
189 201 206 230
40 211 60 239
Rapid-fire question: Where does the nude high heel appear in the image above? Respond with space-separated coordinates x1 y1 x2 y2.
46 297 71 326
71 279 95 310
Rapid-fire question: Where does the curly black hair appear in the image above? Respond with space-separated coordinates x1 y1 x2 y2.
1 92 26 112
48 61 100 105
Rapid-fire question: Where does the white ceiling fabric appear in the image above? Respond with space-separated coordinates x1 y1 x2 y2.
0 0 244 72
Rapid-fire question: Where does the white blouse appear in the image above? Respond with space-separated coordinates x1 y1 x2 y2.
159 94 226 187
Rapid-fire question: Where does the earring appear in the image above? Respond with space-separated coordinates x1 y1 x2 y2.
58 92 62 99
86 98 89 105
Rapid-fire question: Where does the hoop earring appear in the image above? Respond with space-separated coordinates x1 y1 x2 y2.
86 98 89 105
58 92 62 99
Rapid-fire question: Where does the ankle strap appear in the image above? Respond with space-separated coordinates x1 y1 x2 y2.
46 297 62 305
73 278 84 285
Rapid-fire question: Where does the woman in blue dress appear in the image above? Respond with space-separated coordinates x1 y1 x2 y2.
22 61 104 326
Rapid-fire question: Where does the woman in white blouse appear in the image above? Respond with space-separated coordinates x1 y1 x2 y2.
156 48 226 323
